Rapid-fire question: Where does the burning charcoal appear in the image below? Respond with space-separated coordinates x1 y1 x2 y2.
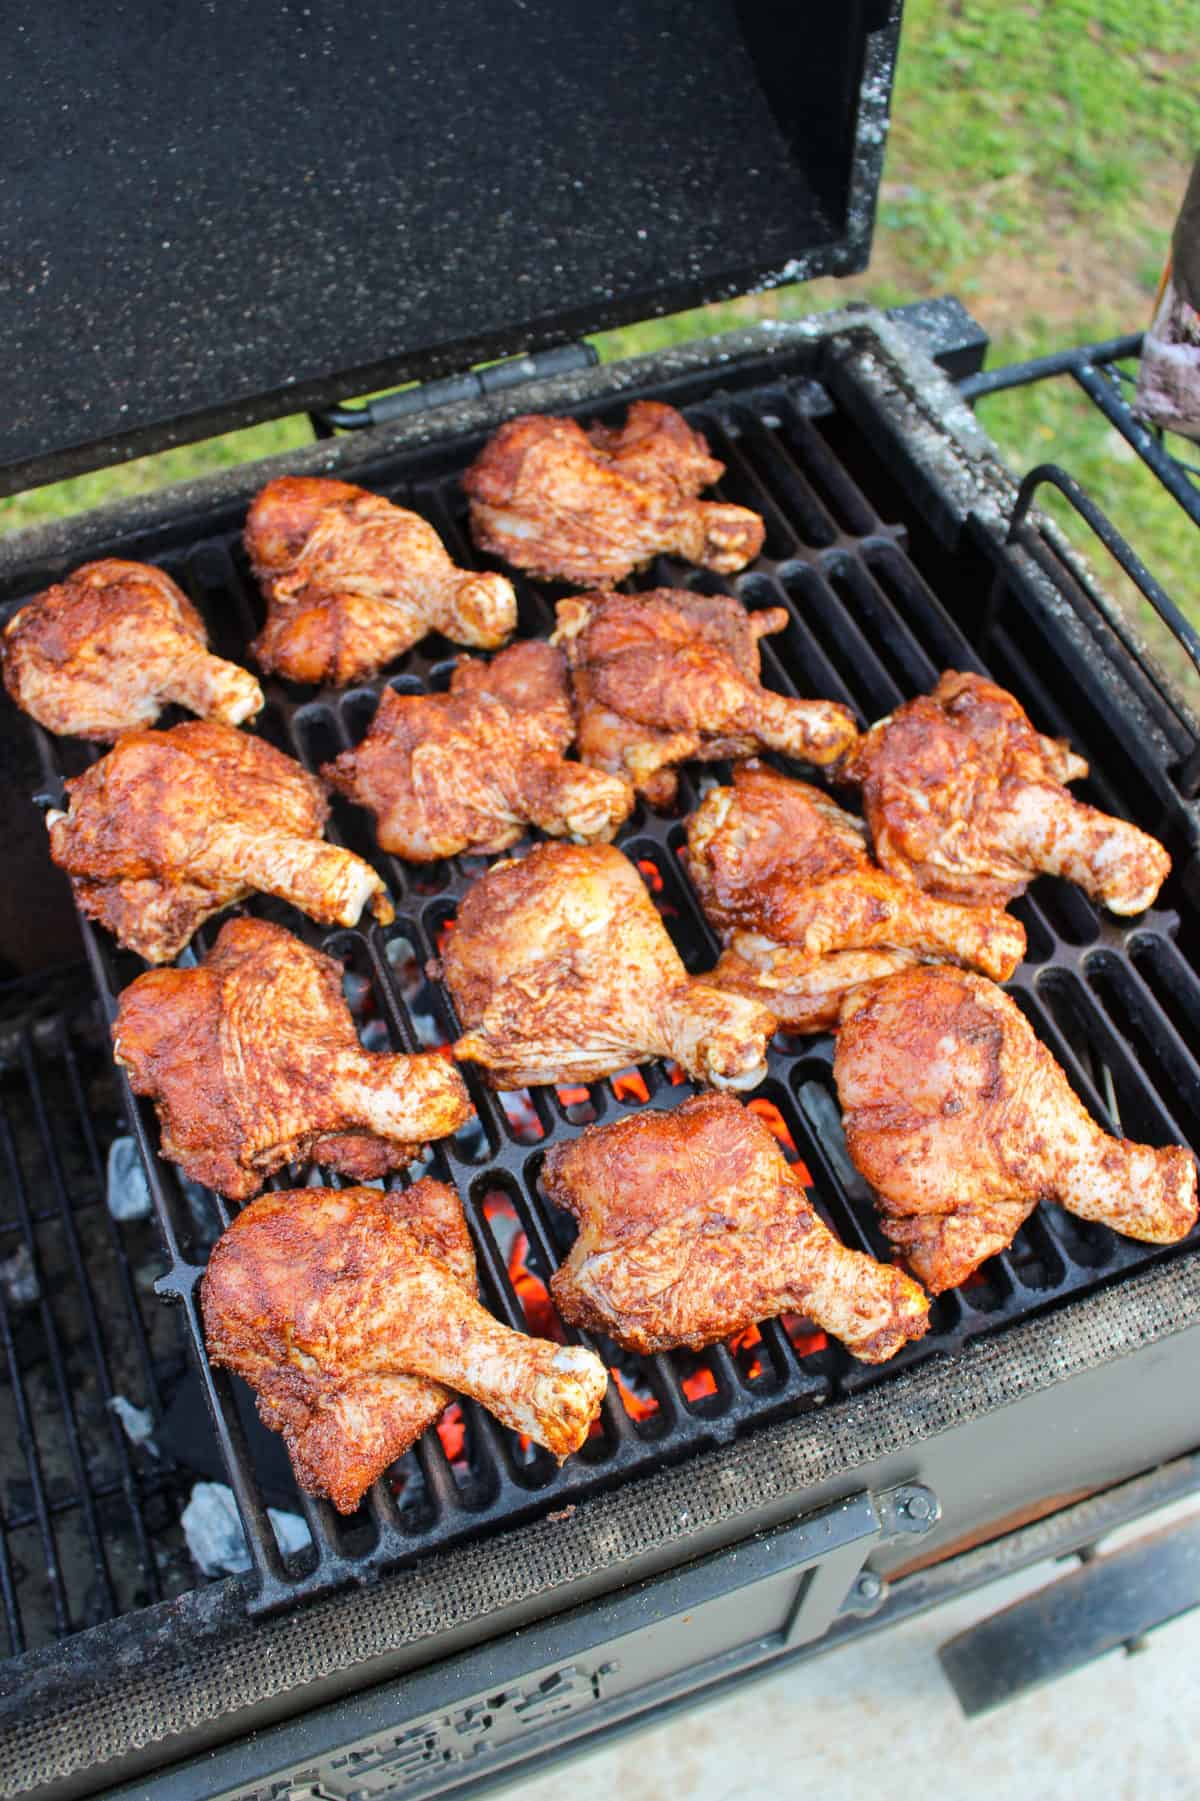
180 1480 311 1577
106 1135 153 1221
0 1243 39 1308
108 1395 157 1454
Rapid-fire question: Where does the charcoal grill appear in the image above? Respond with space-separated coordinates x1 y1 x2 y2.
3 5 1200 1798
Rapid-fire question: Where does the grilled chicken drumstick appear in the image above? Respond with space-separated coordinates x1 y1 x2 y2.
554 590 858 807
544 1092 929 1364
2 559 263 739
835 966 1198 1293
114 918 470 1198
324 640 632 858
686 762 1026 1030
461 402 765 587
842 671 1171 915
245 476 517 686
203 1182 608 1513
441 841 775 1090
46 720 392 963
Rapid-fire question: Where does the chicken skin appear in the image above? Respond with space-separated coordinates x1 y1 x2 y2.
441 842 775 1090
686 762 1026 1031
323 640 632 859
113 918 470 1198
46 720 392 963
245 476 517 686
842 671 1171 915
554 590 858 807
835 966 1198 1293
461 403 765 586
543 1092 929 1364
202 1182 608 1513
2 559 263 740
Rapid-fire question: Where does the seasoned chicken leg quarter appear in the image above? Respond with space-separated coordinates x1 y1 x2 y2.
461 402 765 587
554 590 858 806
202 1183 609 1513
842 671 1170 914
686 762 1026 1030
441 842 775 1090
114 918 471 1198
46 721 391 962
2 559 262 739
834 966 1198 1292
543 1092 929 1363
323 640 632 858
246 476 516 686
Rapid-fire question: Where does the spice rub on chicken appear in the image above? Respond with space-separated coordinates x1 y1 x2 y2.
543 1091 930 1364
834 965 1198 1293
202 1181 609 1513
324 639 632 859
46 720 391 963
841 670 1171 915
2 559 263 740
245 476 517 686
461 402 765 587
553 589 858 807
114 918 470 1198
685 761 1026 1031
440 841 775 1091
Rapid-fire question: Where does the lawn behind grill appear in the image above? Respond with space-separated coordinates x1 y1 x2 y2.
3 0 1196 696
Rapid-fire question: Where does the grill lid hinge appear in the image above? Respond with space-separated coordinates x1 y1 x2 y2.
309 342 601 436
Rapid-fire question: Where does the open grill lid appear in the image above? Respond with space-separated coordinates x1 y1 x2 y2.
0 0 899 494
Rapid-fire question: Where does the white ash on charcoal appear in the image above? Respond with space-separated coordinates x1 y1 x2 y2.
0 1243 39 1308
180 1480 311 1577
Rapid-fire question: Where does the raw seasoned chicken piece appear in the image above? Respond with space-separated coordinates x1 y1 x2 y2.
324 640 632 859
245 476 517 686
842 671 1171 915
544 1092 929 1364
113 918 470 1198
2 559 263 739
441 842 775 1090
46 720 391 963
686 762 1025 1031
554 590 858 806
461 403 765 586
202 1181 609 1512
835 966 1198 1293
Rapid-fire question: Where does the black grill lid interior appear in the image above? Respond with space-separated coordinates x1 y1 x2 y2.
1 0 898 492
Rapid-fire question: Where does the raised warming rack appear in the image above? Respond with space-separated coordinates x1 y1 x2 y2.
22 362 1200 1619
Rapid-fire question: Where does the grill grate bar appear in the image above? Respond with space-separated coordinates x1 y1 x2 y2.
19 1034 164 1605
0 1098 116 1629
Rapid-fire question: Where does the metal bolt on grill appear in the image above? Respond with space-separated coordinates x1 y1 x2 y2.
17 359 1200 1621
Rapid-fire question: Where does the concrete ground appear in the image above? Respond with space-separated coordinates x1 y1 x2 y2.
510 1497 1200 1801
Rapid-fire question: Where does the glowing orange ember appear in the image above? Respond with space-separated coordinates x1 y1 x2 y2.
611 1367 658 1422
436 917 456 955
681 1367 718 1402
728 1322 764 1381
747 1097 813 1186
664 1061 687 1086
782 1313 828 1358
611 1069 650 1104
637 858 664 893
437 1402 466 1463
557 1085 591 1107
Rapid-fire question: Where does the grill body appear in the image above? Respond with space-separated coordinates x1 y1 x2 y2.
0 307 1197 1800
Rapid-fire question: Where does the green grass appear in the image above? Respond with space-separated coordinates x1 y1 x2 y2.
3 0 1196 704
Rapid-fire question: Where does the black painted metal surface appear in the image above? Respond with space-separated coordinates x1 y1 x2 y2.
16 363 1200 1627
0 1 900 493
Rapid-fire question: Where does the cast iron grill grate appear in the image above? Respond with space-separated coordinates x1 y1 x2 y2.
0 982 198 1652
18 357 1200 1619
